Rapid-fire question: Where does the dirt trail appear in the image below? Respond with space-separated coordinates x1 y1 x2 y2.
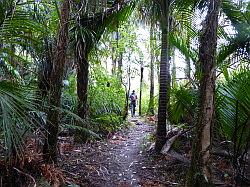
60 116 247 187
105 117 152 186
60 117 155 187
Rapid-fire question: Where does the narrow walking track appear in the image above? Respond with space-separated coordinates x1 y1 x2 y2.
60 117 155 187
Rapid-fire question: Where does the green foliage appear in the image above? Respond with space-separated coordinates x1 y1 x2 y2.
140 82 158 115
62 74 77 112
88 65 126 133
169 33 198 63
217 0 250 65
0 0 59 83
0 81 40 158
169 67 250 153
169 85 198 125
216 68 250 150
93 113 124 133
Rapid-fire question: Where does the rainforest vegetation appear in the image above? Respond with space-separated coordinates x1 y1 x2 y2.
0 0 249 186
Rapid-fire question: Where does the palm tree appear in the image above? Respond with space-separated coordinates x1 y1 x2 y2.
43 0 70 163
137 0 196 151
187 0 220 185
155 0 171 152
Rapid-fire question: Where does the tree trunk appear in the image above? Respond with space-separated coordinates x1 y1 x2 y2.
77 48 89 120
43 0 70 163
37 37 53 99
139 63 144 116
75 1 128 122
148 22 155 115
185 57 191 80
185 30 191 80
116 28 123 82
111 45 116 75
75 48 89 141
117 52 123 82
155 0 171 153
124 54 131 119
112 31 117 75
171 48 177 88
186 0 219 185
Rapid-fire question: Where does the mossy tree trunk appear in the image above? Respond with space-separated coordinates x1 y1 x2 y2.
186 0 220 185
43 0 70 163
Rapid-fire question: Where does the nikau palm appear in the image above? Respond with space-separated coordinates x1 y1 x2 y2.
155 0 171 153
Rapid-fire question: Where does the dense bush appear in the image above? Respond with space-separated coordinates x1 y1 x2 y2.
88 66 126 133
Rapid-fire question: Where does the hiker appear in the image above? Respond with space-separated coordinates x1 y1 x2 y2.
129 90 137 117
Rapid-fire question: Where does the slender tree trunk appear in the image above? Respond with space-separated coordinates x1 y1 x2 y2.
185 34 191 80
111 44 116 75
125 54 131 119
187 0 219 185
171 48 177 88
117 52 123 82
75 35 90 141
116 28 123 82
139 63 144 116
128 65 131 104
148 22 155 115
155 0 170 153
111 30 118 76
43 0 70 163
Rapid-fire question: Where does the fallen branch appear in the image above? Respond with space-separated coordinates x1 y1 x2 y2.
161 132 182 154
161 127 193 154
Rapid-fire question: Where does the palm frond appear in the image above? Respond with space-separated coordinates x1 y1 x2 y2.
169 86 198 124
216 68 250 148
0 81 41 158
169 32 198 63
217 0 250 65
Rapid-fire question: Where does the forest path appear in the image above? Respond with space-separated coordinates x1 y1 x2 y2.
60 116 159 187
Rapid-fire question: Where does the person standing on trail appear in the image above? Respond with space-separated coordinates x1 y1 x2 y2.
130 90 137 117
